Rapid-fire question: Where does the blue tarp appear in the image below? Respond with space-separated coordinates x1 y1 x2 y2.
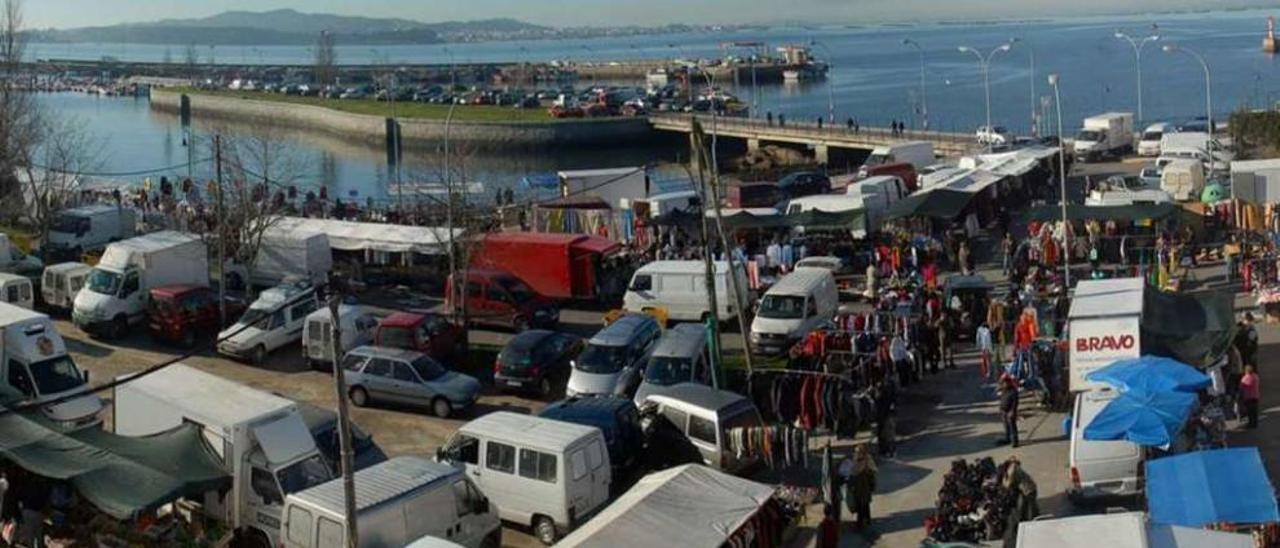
1085 356 1212 394
1147 448 1280 528
1083 390 1196 447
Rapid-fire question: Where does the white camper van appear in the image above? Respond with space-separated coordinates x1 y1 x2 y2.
218 283 320 364
749 268 838 355
861 141 935 171
1159 159 1206 202
281 457 501 548
438 412 612 545
1068 387 1143 504
623 260 749 323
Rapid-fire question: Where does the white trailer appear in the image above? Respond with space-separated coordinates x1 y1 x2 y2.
72 231 208 338
239 229 333 289
0 302 103 429
1067 278 1144 392
1074 112 1135 162
114 364 333 548
45 204 137 255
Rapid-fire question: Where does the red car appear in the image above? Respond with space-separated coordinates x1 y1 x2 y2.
147 285 244 348
373 312 466 363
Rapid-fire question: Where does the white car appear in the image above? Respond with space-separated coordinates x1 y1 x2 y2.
218 283 319 364
1138 166 1162 189
975 125 1011 145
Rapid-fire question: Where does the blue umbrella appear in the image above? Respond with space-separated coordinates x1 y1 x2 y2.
1083 389 1197 447
1085 356 1211 394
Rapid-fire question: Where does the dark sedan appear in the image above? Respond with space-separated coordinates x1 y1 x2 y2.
493 330 583 398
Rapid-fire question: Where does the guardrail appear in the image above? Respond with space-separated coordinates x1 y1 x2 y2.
647 112 975 147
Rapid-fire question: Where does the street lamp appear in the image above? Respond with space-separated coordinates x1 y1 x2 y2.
957 42 1013 148
901 38 929 130
1114 29 1159 123
1162 43 1216 179
809 40 836 123
1048 73 1071 289
1009 37 1037 137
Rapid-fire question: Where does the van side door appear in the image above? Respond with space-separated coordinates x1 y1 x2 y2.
583 438 610 512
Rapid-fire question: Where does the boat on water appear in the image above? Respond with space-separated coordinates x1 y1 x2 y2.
1265 16 1277 53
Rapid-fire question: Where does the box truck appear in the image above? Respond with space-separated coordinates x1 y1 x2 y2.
0 302 103 430
1073 112 1135 162
73 231 208 338
45 204 137 257
114 364 333 548
469 233 622 301
1067 278 1144 392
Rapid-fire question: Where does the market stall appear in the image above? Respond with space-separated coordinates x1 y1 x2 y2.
1145 448 1280 545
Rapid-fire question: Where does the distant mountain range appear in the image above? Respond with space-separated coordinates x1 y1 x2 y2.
29 9 551 46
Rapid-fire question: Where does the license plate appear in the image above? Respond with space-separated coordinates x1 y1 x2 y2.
505 380 524 388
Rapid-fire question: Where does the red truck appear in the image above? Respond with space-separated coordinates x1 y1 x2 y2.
856 162 919 193
469 232 623 301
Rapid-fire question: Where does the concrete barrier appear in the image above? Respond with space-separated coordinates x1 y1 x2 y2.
150 89 658 150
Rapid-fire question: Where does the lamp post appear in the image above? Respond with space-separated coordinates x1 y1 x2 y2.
1162 43 1216 179
957 42 1013 148
810 40 836 123
901 38 929 130
1009 38 1037 136
1048 73 1071 289
1114 30 1160 123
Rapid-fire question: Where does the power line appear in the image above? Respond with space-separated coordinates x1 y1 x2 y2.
27 157 214 178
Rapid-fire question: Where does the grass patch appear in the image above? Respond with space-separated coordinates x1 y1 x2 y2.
173 87 583 123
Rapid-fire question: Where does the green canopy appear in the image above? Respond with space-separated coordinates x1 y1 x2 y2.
886 189 975 221
0 409 230 519
1023 203 1183 222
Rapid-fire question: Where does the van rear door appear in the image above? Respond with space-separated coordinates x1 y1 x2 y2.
1070 390 1142 497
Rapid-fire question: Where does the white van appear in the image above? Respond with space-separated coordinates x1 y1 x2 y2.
1159 159 1205 202
218 283 320 364
281 457 501 548
633 323 712 405
301 305 379 370
623 260 749 322
1137 122 1173 156
45 204 137 255
438 412 611 545
1068 387 1143 504
749 267 838 355
41 262 91 311
634 190 699 218
0 273 33 309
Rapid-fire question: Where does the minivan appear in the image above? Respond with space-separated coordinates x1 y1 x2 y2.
749 267 838 355
566 314 662 398
281 457 501 548
633 323 712 406
218 283 320 364
777 171 832 199
438 412 612 545
302 304 379 369
147 284 244 348
623 260 750 323
1138 122 1173 156
641 383 764 474
1068 387 1143 504
446 269 559 332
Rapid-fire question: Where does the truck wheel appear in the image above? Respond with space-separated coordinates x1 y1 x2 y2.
349 386 369 407
432 397 453 419
534 516 558 545
250 345 267 365
110 316 128 339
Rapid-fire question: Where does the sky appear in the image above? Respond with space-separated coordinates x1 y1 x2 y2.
21 0 1272 29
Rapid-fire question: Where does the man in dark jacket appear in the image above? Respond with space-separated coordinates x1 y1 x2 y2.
997 376 1019 447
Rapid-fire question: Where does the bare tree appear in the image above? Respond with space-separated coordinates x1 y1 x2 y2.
0 0 35 223
314 30 337 87
19 115 103 247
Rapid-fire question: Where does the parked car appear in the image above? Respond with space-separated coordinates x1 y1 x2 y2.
374 311 466 363
494 330 583 398
342 345 482 418
776 171 832 200
147 284 244 348
217 283 318 364
566 314 662 398
295 401 388 475
633 323 713 406
975 125 1012 145
538 396 644 478
640 383 764 474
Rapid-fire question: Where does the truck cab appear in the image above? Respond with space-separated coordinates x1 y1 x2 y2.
0 303 104 430
75 259 146 338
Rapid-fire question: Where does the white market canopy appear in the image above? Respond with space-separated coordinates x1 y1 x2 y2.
269 216 461 255
1016 511 1253 548
920 167 1005 194
556 464 775 548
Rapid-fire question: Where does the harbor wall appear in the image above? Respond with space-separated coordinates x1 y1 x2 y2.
150 89 658 150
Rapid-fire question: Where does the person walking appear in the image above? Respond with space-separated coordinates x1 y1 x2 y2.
998 376 1020 447
1241 365 1261 429
875 380 897 457
939 310 957 369
778 113 786 127
958 241 972 276
890 331 912 386
816 505 840 548
841 444 878 532
976 322 993 380
847 116 855 131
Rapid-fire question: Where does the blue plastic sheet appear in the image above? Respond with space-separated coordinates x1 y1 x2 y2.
1147 448 1280 527
1085 356 1211 394
1082 390 1196 447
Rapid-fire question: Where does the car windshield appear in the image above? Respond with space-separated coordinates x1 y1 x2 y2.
498 277 535 302
276 455 332 495
644 356 694 386
237 307 270 327
1143 131 1163 141
1077 130 1102 142
409 356 446 381
378 326 416 349
85 269 121 295
28 355 85 396
52 214 88 234
576 344 629 374
758 295 805 319
148 296 177 314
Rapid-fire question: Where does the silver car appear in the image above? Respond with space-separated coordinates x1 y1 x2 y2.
567 314 661 398
341 345 482 418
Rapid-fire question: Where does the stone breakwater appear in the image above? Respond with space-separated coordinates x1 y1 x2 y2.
150 89 658 151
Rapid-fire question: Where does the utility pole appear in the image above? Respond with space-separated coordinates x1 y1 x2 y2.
215 134 227 326
327 295 359 548
691 127 723 389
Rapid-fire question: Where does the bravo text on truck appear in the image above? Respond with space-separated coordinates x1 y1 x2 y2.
73 231 208 338
114 364 334 548
0 302 104 430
